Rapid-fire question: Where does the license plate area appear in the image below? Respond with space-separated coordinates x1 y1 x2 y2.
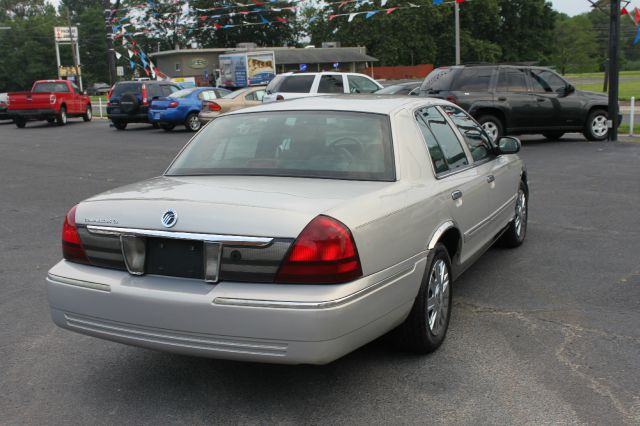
146 238 204 280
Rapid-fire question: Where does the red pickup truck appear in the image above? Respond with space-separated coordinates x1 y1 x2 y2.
8 80 92 128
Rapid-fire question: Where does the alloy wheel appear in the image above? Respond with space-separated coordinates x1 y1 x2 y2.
482 121 499 142
514 189 527 239
591 115 608 138
426 259 450 336
188 115 201 131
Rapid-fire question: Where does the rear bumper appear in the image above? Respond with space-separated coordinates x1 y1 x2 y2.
148 109 185 124
107 112 149 123
46 254 426 364
199 112 221 123
9 108 57 119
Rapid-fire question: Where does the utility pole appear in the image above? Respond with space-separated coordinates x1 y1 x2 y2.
104 0 120 85
608 0 621 141
66 7 82 91
454 1 461 65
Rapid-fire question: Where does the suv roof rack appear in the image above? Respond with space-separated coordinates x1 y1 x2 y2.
462 62 540 67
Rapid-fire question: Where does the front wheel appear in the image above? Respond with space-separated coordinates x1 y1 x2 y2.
477 114 504 143
185 113 201 132
583 109 609 141
83 105 92 122
15 118 26 128
498 181 528 248
394 243 452 353
56 106 67 126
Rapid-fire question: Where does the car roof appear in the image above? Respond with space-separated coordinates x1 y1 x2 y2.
227 95 446 116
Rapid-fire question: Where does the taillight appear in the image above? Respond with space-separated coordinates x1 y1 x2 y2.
50 94 56 104
275 215 362 284
207 102 221 111
107 88 113 100
276 94 284 101
142 84 148 106
62 205 88 264
168 100 179 108
446 95 458 104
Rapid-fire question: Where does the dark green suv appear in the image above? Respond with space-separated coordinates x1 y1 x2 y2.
419 65 614 142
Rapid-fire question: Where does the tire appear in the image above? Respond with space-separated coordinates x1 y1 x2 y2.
83 105 92 122
394 242 452 353
112 120 127 130
477 114 504 143
583 109 609 141
46 118 55 124
543 132 564 140
161 123 175 131
56 106 67 126
15 118 26 128
185 112 201 132
498 181 528 248
152 122 160 129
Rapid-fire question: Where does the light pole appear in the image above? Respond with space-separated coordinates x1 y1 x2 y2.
454 2 461 65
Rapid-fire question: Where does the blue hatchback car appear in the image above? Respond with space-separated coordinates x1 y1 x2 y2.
148 87 231 132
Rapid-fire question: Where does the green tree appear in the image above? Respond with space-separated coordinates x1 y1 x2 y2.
552 14 599 74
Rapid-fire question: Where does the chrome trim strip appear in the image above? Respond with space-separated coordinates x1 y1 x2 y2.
213 263 418 309
47 273 111 292
428 221 455 250
86 225 273 247
464 193 517 241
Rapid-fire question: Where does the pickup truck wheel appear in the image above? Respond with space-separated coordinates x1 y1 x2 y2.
113 120 127 130
46 118 55 124
15 118 26 128
584 109 609 141
498 181 528 248
393 242 452 353
83 105 92 122
161 123 175 131
185 113 201 132
56 106 67 126
543 132 564 140
477 115 503 143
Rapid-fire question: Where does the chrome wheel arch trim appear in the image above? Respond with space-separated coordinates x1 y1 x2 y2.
427 220 456 251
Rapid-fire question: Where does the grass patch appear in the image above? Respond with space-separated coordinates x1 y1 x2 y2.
564 70 640 79
570 80 640 101
90 96 107 104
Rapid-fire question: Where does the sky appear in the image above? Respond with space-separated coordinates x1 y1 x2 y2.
549 0 592 16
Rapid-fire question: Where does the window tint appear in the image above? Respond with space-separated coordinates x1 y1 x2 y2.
111 82 141 97
160 85 176 97
496 69 528 92
167 111 395 181
420 68 457 93
529 69 566 93
277 75 315 93
318 75 344 94
146 84 162 98
348 75 379 93
416 106 469 172
244 90 265 101
33 82 70 93
442 105 495 162
214 89 229 98
415 108 449 174
451 68 494 91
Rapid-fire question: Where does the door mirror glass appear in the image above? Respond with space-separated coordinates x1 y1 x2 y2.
497 136 521 154
564 84 575 95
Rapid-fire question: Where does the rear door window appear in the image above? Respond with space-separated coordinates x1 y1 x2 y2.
416 106 469 172
317 75 345 93
451 68 494 92
442 105 495 163
496 69 528 93
277 75 315 93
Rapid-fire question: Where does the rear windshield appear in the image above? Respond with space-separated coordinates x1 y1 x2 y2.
33 82 70 93
266 75 315 93
166 110 395 181
171 88 197 98
111 82 142 97
376 84 416 95
223 87 251 99
420 68 458 93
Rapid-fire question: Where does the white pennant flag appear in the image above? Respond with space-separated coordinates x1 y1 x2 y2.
381 0 387 6
128 49 134 58
115 51 122 60
348 13 357 22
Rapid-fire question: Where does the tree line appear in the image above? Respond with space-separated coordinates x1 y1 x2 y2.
0 0 637 91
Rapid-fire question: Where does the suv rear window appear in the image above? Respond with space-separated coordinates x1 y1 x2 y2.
111 83 142 97
275 75 315 93
451 68 494 91
166 110 395 181
420 68 458 93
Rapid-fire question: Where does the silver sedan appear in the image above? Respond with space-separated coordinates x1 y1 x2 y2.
47 95 528 365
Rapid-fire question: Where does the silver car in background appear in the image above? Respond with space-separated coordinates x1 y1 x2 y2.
47 96 528 365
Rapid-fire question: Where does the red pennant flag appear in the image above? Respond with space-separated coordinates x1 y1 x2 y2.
338 1 349 8
621 7 628 16
240 11 250 15
276 17 288 23
456 0 465 3
213 23 222 29
635 8 640 24
144 68 149 76
199 16 207 21
386 7 398 14
253 0 265 4
328 14 337 20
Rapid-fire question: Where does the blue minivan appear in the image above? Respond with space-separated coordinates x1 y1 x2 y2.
148 87 230 132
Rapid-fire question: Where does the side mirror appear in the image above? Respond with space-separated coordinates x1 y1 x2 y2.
563 84 575 96
496 136 521 154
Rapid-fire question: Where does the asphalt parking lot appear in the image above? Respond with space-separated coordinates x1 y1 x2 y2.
1 119 639 425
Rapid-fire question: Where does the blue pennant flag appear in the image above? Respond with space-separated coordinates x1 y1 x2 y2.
308 16 318 24
365 11 379 19
432 0 443 4
259 15 269 24
129 60 135 71
635 26 640 45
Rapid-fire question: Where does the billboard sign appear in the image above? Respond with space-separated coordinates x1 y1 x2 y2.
54 27 79 42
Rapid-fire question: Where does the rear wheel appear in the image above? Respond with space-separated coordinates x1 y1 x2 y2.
15 118 26 128
113 120 127 130
185 112 201 132
543 132 564 140
83 105 92 122
56 106 67 126
477 114 503 143
161 123 175 131
583 109 609 141
394 243 452 353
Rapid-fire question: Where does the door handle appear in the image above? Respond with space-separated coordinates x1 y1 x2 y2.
497 97 507 101
487 175 495 183
537 97 545 102
451 190 463 200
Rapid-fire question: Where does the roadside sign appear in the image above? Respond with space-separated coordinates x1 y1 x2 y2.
116 66 124 76
299 64 308 72
54 27 79 42
59 65 80 77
